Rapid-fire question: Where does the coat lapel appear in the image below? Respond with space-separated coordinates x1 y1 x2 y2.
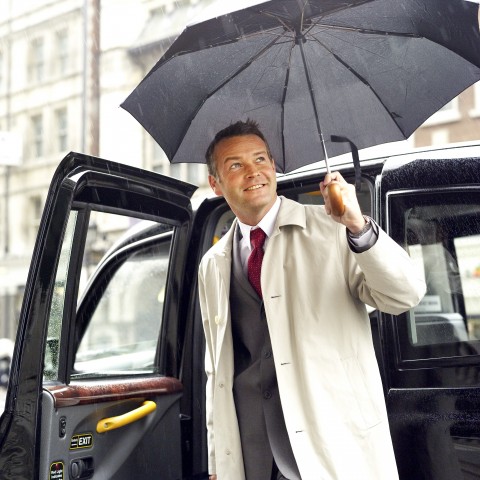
263 197 306 289
210 220 236 371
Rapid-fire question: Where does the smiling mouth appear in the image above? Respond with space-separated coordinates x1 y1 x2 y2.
245 184 265 191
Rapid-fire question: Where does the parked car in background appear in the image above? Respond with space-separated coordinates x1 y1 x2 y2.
0 143 479 479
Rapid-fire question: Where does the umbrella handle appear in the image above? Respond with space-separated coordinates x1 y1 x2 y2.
327 183 345 217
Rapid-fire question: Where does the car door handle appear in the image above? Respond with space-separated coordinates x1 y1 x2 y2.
96 400 157 433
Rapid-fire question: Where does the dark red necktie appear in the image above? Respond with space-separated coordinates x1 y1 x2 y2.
248 228 267 298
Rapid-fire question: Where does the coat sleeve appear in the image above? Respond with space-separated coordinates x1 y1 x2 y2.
198 260 217 475
339 226 426 314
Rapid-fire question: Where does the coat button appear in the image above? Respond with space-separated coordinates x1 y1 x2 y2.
225 449 231 455
214 315 221 325
218 382 224 388
263 390 272 399
263 350 272 359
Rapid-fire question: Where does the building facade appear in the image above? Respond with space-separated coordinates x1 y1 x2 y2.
0 0 212 340
415 82 480 148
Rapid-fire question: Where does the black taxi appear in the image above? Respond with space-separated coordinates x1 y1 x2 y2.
0 142 479 479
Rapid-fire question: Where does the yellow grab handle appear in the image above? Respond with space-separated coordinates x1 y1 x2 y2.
96 400 157 433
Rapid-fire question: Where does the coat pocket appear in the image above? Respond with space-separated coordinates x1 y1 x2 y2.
340 356 382 431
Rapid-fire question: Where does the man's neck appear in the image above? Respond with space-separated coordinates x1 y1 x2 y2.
236 196 279 227
237 197 281 239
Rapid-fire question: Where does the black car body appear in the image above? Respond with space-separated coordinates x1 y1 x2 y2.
0 144 479 479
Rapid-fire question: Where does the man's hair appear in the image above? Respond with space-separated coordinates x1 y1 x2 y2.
205 119 272 178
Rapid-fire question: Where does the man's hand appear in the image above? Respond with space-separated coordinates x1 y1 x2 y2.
209 476 217 480
320 172 366 234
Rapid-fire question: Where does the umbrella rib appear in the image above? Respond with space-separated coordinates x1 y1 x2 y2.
309 36 406 136
178 33 291 150
257 0 373 31
310 21 480 68
166 27 287 62
280 39 297 173
261 11 295 34
309 22 420 39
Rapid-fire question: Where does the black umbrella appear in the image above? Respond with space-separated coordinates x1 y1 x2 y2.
122 0 480 176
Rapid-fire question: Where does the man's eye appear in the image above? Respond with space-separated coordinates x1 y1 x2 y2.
230 163 241 170
256 157 266 163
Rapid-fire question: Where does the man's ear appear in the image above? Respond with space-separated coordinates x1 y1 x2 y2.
208 175 223 196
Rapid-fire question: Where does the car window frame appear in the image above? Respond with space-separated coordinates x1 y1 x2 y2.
386 185 480 370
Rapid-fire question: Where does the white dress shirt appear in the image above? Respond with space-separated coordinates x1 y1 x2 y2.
237 196 281 276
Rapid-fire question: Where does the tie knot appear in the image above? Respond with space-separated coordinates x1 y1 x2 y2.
250 228 266 250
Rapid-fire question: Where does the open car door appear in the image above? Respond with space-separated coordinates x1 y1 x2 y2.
0 153 197 480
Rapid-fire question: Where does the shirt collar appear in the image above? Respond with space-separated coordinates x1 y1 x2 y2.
238 196 281 244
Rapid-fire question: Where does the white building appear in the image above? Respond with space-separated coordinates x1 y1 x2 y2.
0 0 212 340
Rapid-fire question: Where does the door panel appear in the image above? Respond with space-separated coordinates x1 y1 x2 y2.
41 378 182 480
40 206 184 478
387 187 480 480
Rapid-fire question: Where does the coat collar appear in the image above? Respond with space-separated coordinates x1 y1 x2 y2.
211 217 236 261
271 196 306 237
212 195 307 259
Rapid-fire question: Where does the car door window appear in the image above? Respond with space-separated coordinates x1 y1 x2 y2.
74 240 170 377
43 209 172 382
388 189 480 362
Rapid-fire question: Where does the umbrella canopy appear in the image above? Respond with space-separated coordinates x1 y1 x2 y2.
121 0 480 174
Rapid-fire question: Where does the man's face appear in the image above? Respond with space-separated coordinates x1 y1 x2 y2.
208 134 277 226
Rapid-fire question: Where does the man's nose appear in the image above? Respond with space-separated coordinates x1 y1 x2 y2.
245 163 260 177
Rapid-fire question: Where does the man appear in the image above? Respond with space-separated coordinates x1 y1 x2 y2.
198 120 426 480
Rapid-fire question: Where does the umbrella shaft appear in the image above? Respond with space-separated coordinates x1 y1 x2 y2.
298 38 330 173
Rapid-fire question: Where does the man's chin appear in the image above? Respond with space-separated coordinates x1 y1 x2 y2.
246 194 276 210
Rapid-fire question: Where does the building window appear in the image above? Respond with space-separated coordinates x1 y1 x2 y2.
152 143 168 173
431 128 449 146
55 29 69 75
55 108 68 152
187 164 201 185
29 195 43 244
470 81 480 118
31 114 43 158
31 195 42 224
28 38 45 83
0 51 4 91
170 163 182 180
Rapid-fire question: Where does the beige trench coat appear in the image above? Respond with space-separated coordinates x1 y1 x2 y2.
198 197 426 480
